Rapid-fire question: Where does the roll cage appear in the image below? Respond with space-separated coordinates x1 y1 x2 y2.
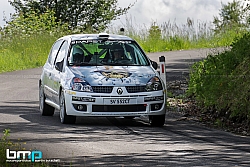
67 40 150 66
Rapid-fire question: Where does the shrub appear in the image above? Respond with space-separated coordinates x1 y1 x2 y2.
0 9 70 73
1 9 69 38
187 32 250 125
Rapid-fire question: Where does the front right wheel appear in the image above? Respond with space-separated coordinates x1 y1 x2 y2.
149 115 165 127
39 84 54 116
59 90 76 124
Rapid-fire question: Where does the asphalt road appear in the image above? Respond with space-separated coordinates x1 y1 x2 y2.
0 48 249 167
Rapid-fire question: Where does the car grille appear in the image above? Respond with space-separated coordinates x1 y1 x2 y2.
92 105 146 112
125 86 146 93
92 86 113 93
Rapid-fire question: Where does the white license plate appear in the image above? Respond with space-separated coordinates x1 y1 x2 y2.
104 98 137 105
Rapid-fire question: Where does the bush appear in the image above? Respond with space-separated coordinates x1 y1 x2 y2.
0 9 69 73
1 9 69 38
187 32 250 125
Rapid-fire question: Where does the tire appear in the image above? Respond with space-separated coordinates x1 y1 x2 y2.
59 90 76 124
149 114 165 127
39 84 54 116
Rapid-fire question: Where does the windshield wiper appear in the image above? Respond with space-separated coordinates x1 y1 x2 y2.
70 62 96 66
101 62 113 65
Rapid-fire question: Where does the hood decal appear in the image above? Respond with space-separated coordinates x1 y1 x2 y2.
69 66 157 86
101 71 130 79
97 67 132 79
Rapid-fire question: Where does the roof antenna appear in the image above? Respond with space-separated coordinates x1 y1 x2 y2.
119 28 125 35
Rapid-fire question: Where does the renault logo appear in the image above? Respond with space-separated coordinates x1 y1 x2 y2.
117 88 123 95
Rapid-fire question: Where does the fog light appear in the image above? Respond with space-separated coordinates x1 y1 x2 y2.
155 104 159 110
73 104 87 111
78 105 84 110
150 103 163 111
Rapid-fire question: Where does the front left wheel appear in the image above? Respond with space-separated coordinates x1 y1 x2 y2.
149 114 165 127
59 90 76 124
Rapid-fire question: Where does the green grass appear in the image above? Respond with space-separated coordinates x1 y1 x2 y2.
109 19 242 52
187 32 250 129
0 20 245 73
0 32 62 73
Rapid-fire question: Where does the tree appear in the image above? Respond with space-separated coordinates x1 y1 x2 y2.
241 0 250 25
8 0 135 31
213 0 245 32
1 8 69 41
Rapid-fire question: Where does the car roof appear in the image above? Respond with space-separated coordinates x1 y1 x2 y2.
58 33 134 41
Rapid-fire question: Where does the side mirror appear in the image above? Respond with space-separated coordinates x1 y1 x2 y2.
151 61 158 70
55 62 63 72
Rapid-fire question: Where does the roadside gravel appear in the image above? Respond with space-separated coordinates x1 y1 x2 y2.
166 80 250 136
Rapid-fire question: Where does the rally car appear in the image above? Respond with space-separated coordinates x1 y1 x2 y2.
39 33 166 126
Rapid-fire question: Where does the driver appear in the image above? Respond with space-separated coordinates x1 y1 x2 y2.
73 53 84 64
112 49 124 62
71 45 84 64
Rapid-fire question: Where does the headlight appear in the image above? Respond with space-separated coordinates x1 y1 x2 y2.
71 77 93 92
146 76 163 91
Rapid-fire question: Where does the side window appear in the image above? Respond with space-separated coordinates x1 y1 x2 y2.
54 41 69 71
47 39 63 65
68 44 85 65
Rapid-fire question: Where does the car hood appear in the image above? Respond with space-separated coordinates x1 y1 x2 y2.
67 66 157 86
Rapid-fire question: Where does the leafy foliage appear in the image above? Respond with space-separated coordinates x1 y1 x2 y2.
187 1 250 128
2 8 69 38
188 32 250 126
148 23 161 40
211 0 250 32
213 0 249 33
9 0 135 31
0 9 69 73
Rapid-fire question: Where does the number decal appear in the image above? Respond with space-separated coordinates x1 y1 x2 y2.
110 99 116 104
110 99 130 104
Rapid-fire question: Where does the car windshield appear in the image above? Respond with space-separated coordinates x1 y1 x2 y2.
68 40 150 66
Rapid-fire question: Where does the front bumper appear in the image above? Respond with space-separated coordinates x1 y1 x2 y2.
64 88 166 117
